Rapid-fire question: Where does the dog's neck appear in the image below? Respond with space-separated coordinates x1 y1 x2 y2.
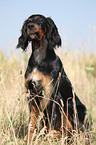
32 39 48 64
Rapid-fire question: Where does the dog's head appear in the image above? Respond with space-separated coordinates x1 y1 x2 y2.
17 14 61 51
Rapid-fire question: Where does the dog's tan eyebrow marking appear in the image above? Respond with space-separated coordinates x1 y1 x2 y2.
36 16 39 19
28 18 31 21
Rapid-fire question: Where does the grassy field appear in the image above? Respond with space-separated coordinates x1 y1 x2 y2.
0 49 96 145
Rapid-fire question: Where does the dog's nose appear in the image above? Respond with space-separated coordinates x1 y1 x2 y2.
27 23 35 29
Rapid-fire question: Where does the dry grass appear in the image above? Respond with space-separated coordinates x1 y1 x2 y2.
0 49 96 145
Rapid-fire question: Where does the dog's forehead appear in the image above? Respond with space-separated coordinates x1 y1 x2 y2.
28 15 46 21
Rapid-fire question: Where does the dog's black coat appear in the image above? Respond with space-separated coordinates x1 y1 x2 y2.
17 14 88 138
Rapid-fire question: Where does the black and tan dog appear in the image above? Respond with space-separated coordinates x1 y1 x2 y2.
17 14 88 143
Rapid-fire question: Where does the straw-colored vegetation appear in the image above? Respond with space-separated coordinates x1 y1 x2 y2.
0 48 96 144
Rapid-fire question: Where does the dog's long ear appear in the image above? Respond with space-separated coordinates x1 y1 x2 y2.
16 20 28 51
46 17 61 49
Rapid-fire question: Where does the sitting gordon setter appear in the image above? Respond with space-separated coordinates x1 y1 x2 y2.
17 14 88 143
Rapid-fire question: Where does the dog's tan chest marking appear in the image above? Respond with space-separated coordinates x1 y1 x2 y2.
25 68 53 110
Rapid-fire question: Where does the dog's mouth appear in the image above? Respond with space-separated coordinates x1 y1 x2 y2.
29 32 41 41
29 33 37 39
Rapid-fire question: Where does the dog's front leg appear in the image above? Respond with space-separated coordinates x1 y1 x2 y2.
28 105 39 144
